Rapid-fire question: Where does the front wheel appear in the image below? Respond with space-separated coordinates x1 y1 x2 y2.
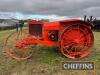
3 29 34 61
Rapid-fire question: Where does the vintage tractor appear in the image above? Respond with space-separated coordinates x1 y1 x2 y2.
4 19 94 61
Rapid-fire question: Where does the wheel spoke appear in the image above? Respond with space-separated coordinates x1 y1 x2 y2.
60 24 94 59
4 29 33 61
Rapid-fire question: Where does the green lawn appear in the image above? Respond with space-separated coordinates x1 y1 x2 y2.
0 29 100 75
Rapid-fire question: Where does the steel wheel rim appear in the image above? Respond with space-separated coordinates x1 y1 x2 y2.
4 29 33 61
60 24 94 59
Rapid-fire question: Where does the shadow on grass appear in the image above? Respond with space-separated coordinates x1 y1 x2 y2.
28 44 72 65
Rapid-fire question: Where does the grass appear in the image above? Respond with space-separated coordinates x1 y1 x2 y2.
0 29 100 75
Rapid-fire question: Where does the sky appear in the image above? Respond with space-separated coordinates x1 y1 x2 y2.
0 0 100 20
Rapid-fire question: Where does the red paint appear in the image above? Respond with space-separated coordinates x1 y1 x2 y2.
17 19 94 59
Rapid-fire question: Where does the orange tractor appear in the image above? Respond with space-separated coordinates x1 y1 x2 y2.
4 19 94 61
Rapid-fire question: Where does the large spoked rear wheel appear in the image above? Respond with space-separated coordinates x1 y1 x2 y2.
4 29 33 61
60 24 94 59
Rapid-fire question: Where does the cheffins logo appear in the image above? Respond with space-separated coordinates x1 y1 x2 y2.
62 61 94 70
